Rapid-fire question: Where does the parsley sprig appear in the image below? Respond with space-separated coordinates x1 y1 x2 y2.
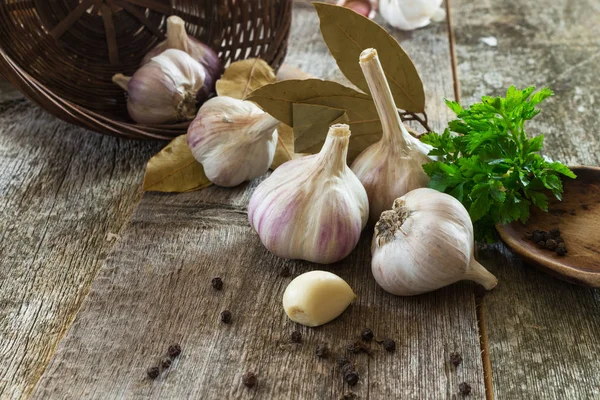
421 86 576 242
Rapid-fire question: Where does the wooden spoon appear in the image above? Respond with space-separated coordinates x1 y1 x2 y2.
496 166 600 287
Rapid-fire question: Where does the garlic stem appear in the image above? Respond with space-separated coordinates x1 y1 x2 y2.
359 48 413 151
166 16 190 54
112 73 131 91
319 124 351 176
466 259 498 290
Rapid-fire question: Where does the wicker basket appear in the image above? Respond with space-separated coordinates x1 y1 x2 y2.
0 0 292 140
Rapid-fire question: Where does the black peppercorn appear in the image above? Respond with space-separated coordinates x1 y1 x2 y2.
346 341 362 354
549 228 560 238
536 240 546 248
459 382 472 395
290 330 302 343
555 246 568 256
338 356 350 368
524 231 533 240
147 366 160 379
315 344 329 358
211 277 223 290
341 362 355 374
242 371 257 388
167 344 182 358
450 352 462 367
361 328 374 342
220 310 232 324
161 357 172 369
382 338 396 352
344 371 359 386
532 230 547 243
545 239 558 250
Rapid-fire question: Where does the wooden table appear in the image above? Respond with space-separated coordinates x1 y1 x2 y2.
1 1 599 399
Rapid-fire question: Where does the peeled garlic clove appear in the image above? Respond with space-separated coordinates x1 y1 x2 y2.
249 124 369 264
379 0 445 31
371 188 498 296
142 16 222 101
113 49 205 125
351 48 432 225
187 96 279 187
283 270 356 327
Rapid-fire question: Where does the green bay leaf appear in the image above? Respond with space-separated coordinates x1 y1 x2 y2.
143 135 212 193
314 2 425 113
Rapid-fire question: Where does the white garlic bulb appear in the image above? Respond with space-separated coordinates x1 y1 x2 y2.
351 48 432 225
283 270 356 327
379 0 446 31
248 124 369 264
371 188 498 296
113 49 205 125
187 96 279 187
142 16 222 102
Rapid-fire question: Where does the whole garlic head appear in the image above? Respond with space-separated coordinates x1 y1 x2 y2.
142 16 222 101
187 96 279 187
248 124 369 264
113 49 205 125
371 188 498 296
283 270 355 327
351 48 432 225
379 0 446 31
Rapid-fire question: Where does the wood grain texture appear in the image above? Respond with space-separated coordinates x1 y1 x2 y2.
30 3 486 399
0 96 162 399
452 0 600 397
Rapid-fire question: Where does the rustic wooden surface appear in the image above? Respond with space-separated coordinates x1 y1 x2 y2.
452 0 600 398
28 3 487 400
1 0 599 398
0 83 161 399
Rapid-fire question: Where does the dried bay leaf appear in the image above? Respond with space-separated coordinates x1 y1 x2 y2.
314 3 425 113
271 123 295 169
143 135 212 192
216 58 276 99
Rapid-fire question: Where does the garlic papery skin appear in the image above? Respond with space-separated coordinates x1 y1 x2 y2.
248 124 369 264
351 48 432 225
379 0 446 31
142 16 222 101
113 49 205 125
283 270 356 327
371 188 498 296
187 96 279 187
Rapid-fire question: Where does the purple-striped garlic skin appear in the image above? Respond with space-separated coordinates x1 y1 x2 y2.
187 96 278 187
113 49 206 125
142 16 222 103
248 124 369 264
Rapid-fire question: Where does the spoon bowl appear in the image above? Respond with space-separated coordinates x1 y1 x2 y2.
497 166 600 287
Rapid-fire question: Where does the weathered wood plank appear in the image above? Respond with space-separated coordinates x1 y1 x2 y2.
31 3 486 399
0 95 162 399
452 0 600 397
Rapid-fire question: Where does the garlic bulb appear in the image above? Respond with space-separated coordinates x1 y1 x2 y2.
379 0 446 31
371 188 498 296
248 124 369 264
142 16 222 101
113 49 205 125
337 0 373 17
187 96 279 187
351 48 432 225
283 270 355 327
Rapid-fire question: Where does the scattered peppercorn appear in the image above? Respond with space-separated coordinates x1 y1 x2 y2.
161 357 172 369
346 340 372 355
147 366 160 380
211 277 223 290
338 356 350 368
524 231 533 240
459 382 472 395
545 239 558 250
291 330 302 343
536 240 546 248
280 266 291 277
220 310 232 324
242 371 257 388
361 328 374 342
167 344 182 358
532 230 547 243
341 361 355 375
344 371 359 386
555 246 568 256
450 352 462 367
549 228 561 238
315 344 329 358
382 338 396 352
